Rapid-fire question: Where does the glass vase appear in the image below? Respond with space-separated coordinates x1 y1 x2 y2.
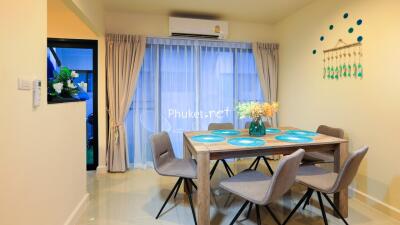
248 118 266 136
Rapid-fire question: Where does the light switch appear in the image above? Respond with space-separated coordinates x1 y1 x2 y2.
18 78 32 90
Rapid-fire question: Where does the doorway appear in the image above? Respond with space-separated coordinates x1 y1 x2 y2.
47 38 98 170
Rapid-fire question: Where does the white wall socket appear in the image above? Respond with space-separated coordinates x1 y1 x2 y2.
18 78 32 90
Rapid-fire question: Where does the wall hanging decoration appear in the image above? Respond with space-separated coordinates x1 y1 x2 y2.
312 12 365 80
323 39 363 80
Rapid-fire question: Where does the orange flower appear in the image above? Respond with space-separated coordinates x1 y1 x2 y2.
263 103 273 117
271 102 279 113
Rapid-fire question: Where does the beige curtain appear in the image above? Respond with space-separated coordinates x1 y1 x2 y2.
252 43 279 127
106 34 146 172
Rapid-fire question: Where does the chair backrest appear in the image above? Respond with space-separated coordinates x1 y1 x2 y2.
331 146 368 192
244 121 271 129
150 132 176 174
208 123 234 130
262 149 305 204
317 125 344 138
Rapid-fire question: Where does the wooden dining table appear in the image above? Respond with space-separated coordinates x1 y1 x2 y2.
183 127 348 225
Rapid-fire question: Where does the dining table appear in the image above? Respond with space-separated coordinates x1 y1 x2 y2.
183 127 348 225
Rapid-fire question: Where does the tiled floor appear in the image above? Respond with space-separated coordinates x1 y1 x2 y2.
77 160 400 225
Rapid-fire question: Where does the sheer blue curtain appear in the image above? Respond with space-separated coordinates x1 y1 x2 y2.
126 38 264 168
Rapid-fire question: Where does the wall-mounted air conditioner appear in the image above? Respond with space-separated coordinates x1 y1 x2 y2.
169 17 228 39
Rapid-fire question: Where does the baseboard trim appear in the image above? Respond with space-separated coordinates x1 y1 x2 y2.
96 165 108 174
63 193 89 225
351 187 400 221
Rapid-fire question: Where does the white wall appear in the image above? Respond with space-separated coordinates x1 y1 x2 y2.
0 0 87 225
276 0 400 218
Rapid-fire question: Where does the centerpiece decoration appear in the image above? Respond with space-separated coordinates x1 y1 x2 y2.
236 101 279 136
48 66 88 103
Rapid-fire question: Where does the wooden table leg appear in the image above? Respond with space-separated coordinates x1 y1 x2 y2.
197 151 210 225
184 139 193 194
334 142 349 218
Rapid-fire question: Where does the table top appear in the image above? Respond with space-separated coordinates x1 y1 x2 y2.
184 127 347 153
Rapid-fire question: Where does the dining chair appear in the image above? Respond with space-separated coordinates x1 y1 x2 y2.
220 149 305 225
302 125 344 165
208 123 236 179
282 146 368 225
244 121 274 175
150 132 198 225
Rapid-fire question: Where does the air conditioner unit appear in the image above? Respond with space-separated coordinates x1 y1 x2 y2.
169 17 228 39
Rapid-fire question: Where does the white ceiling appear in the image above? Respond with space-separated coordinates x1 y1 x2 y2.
102 0 315 24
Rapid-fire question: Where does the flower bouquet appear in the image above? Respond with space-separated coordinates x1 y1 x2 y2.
48 66 88 103
236 101 279 136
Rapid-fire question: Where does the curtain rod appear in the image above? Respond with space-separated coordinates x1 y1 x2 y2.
146 35 252 45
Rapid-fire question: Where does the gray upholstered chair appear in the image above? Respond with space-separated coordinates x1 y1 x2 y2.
283 146 369 225
244 121 274 175
220 149 305 225
208 123 236 179
150 132 197 225
302 125 345 165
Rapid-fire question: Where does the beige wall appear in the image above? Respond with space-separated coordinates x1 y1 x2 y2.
49 0 108 172
48 0 97 38
65 0 105 35
105 12 278 42
276 0 400 218
0 1 87 225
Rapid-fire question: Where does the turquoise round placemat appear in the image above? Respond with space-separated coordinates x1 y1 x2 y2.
227 137 265 147
275 135 313 143
285 130 318 137
211 130 241 136
191 135 225 143
265 128 281 134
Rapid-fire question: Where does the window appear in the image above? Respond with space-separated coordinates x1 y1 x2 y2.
126 38 263 167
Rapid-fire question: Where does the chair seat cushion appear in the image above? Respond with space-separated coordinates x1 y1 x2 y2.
302 152 334 164
158 159 197 179
219 170 272 205
296 166 338 193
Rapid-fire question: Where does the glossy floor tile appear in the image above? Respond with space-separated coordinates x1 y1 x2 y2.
77 160 400 225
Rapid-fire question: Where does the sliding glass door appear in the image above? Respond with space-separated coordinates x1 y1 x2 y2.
125 38 263 167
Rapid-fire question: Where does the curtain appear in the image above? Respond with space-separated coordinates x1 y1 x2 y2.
126 38 264 168
252 43 279 127
106 34 146 172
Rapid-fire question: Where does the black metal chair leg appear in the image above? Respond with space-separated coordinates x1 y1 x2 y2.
189 179 197 190
254 157 261 170
262 156 274 175
226 161 235 176
322 193 349 225
265 205 281 225
256 205 262 225
317 192 329 225
229 201 249 225
248 157 259 169
156 178 182 219
302 189 314 210
246 203 253 219
221 161 232 177
210 160 220 179
173 178 183 199
222 159 234 177
184 179 197 225
282 189 313 225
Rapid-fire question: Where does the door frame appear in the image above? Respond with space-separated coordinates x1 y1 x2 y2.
47 38 99 170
